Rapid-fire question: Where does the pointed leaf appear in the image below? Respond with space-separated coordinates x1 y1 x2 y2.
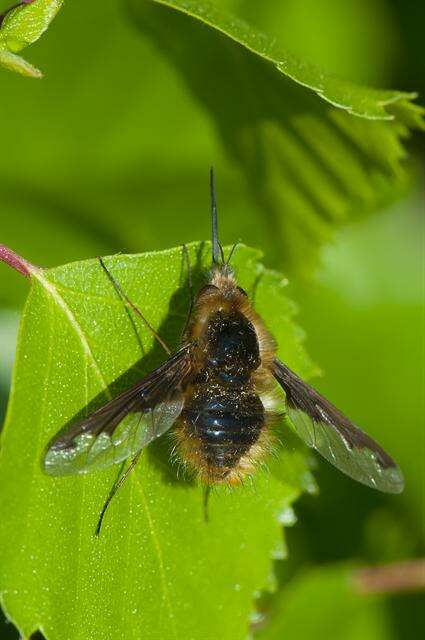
0 243 315 639
0 48 41 76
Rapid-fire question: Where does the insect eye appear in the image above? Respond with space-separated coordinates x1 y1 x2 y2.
237 286 248 297
199 284 219 297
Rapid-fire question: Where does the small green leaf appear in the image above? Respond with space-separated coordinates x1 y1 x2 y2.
0 0 63 76
0 244 315 640
130 0 424 273
0 48 42 76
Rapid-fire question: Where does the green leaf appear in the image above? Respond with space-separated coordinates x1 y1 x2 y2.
0 244 316 640
237 0 400 86
0 0 63 76
0 47 41 76
0 1 422 306
129 0 424 273
255 564 389 640
135 0 413 121
291 190 425 535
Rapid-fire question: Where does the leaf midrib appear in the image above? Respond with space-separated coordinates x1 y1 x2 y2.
135 476 178 638
32 269 111 399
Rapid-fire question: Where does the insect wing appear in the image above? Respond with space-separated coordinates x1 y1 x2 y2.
273 359 404 494
44 348 192 476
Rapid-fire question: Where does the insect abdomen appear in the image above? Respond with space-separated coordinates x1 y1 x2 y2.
181 382 265 481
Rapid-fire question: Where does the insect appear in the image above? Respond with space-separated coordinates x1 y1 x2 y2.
44 170 404 531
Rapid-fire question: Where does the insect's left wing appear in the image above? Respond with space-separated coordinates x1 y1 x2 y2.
273 358 404 493
44 347 192 476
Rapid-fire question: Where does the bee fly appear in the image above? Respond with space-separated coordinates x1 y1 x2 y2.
44 170 404 531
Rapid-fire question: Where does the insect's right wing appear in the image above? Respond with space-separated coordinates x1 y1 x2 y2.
44 347 192 476
273 358 404 494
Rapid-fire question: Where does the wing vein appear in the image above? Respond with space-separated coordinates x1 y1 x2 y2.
273 358 404 493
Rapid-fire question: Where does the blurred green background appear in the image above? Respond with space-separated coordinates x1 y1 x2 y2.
0 1 423 638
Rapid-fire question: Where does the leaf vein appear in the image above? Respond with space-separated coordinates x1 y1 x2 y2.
32 271 111 398
134 476 178 639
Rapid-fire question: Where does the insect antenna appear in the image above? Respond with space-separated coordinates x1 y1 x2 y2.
95 449 143 536
180 244 194 339
226 241 240 266
210 167 224 266
98 257 171 355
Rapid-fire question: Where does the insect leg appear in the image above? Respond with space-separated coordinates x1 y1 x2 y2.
95 449 143 536
180 244 194 339
203 485 211 523
98 257 170 355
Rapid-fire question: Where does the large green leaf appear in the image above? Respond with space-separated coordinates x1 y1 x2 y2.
0 244 316 639
0 1 423 312
130 0 424 272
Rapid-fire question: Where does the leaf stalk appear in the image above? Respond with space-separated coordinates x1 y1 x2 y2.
0 244 40 278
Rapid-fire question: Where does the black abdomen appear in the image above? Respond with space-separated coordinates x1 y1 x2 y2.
182 381 265 478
